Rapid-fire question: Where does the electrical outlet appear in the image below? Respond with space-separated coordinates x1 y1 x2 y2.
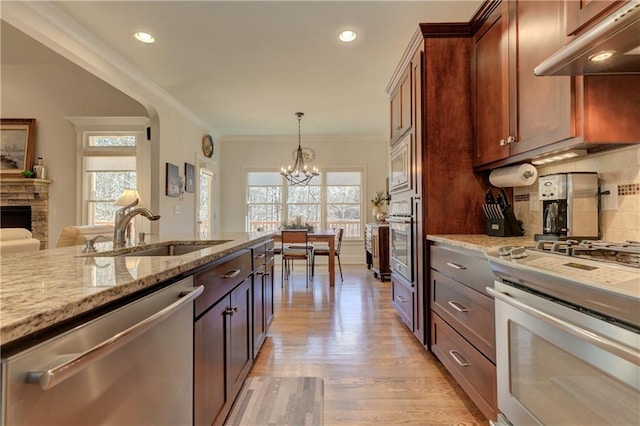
601 184 618 211
174 205 182 214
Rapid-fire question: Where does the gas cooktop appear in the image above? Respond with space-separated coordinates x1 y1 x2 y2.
485 241 640 328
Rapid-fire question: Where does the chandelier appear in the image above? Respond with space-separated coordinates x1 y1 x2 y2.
280 112 319 185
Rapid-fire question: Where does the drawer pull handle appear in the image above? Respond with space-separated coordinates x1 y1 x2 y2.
223 269 241 279
224 306 239 316
254 253 265 259
447 301 469 313
255 271 264 276
446 262 466 270
448 350 470 367
396 295 408 303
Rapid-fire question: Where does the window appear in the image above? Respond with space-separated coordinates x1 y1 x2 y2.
246 169 363 237
82 134 139 225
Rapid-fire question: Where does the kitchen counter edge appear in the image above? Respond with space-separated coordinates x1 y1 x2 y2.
427 234 535 253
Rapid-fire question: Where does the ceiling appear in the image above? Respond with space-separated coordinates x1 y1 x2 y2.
4 1 483 138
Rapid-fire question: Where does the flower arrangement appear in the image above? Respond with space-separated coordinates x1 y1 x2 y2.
371 190 390 208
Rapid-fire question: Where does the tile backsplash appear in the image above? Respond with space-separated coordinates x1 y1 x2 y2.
513 145 640 242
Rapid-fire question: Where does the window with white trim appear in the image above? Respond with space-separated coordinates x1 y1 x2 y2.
246 169 363 238
81 133 141 226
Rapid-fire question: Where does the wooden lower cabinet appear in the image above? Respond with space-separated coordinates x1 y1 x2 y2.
430 313 497 420
194 279 252 426
428 241 498 421
252 258 275 358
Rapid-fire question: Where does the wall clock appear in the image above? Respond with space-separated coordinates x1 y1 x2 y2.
202 134 214 158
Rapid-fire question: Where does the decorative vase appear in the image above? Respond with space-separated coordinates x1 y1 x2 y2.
372 205 381 221
376 211 388 223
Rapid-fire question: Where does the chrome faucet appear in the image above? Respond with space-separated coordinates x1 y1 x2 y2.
113 199 161 248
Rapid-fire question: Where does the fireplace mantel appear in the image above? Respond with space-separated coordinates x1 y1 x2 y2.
1 178 52 249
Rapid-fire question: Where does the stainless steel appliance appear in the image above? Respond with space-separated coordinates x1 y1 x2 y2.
536 172 599 241
535 0 640 75
389 133 412 194
388 196 413 283
1 277 203 425
486 241 640 425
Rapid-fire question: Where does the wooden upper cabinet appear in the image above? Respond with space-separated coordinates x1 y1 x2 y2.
390 65 412 144
472 2 510 166
565 0 627 35
473 0 573 167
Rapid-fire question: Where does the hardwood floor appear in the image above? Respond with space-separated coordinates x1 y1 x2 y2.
250 265 488 425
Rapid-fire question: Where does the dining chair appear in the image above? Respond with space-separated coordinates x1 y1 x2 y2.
281 230 313 288
312 228 344 281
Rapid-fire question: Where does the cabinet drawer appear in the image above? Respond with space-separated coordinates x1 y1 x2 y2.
265 240 275 263
391 275 414 331
431 312 497 421
251 243 267 269
194 250 252 317
429 244 495 294
431 269 495 362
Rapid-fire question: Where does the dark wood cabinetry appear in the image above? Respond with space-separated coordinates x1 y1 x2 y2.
251 240 275 358
365 224 390 281
387 26 488 345
428 241 497 420
565 0 626 35
472 0 640 169
390 66 412 144
472 0 573 168
193 241 275 426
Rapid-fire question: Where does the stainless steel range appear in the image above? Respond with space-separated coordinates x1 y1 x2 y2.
485 241 640 426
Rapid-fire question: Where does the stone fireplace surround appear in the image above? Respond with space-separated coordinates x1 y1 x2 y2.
0 178 51 249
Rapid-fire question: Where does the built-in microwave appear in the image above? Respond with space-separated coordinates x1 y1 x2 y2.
389 134 411 194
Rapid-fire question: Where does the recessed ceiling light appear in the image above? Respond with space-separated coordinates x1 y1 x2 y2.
588 50 615 62
339 30 357 43
134 31 155 44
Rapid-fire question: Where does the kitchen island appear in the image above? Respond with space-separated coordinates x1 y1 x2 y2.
0 232 273 349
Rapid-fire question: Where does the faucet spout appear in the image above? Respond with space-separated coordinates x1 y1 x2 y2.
113 201 161 248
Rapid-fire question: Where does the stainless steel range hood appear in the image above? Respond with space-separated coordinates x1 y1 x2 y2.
535 0 640 76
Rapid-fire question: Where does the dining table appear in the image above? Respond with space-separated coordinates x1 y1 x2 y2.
273 229 337 287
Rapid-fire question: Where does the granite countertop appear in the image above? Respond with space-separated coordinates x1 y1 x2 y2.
0 232 274 347
427 234 536 253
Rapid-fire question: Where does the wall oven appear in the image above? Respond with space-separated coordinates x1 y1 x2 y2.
486 242 640 425
388 196 413 283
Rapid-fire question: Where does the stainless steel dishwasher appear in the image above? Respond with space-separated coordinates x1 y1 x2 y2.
1 276 203 425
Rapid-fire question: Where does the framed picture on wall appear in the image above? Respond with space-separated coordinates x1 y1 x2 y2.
185 163 195 193
166 163 180 197
1 118 36 177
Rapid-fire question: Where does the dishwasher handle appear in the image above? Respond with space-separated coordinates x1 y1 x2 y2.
27 285 204 391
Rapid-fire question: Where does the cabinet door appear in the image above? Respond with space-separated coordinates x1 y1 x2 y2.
264 258 275 328
510 0 573 156
390 66 411 143
252 266 266 358
194 298 228 426
228 279 253 402
371 229 380 271
473 2 510 166
565 0 626 35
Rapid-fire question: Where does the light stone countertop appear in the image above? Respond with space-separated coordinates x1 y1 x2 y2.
427 234 536 253
0 232 274 347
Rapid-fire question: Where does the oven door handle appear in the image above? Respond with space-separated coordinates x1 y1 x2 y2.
487 287 640 366
387 217 412 224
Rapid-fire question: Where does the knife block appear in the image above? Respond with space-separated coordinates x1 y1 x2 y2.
486 207 523 237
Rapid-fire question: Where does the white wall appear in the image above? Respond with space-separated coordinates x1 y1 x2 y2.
221 134 389 263
1 61 147 243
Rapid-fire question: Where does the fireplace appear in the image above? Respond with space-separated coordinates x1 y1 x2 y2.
0 178 51 249
0 206 32 231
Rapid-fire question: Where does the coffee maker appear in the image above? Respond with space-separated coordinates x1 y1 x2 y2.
535 172 599 241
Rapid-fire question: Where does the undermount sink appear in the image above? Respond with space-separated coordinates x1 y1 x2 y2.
88 240 232 257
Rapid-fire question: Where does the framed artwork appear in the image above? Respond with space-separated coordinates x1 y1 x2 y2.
202 134 214 158
166 163 180 197
185 162 195 193
1 118 36 177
